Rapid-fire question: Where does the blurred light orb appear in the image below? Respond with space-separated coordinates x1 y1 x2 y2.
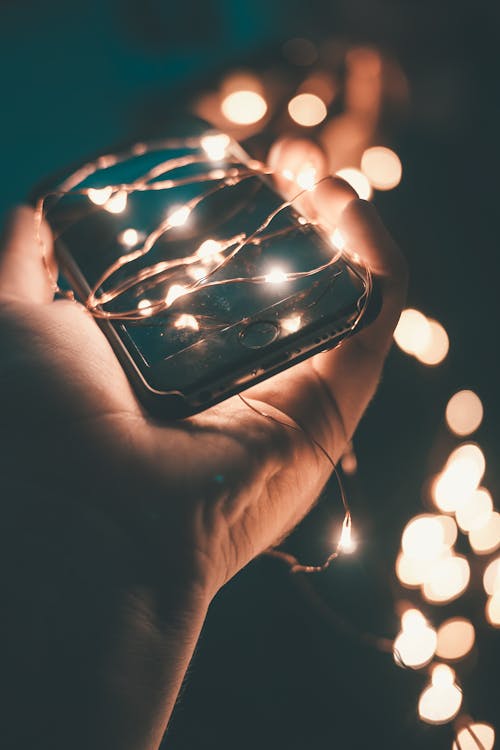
335 168 373 200
396 552 434 588
104 190 128 214
330 228 346 251
265 267 288 284
393 615 437 669
453 723 495 750
486 593 500 627
361 146 402 190
201 133 230 161
448 444 486 481
418 665 462 724
470 512 500 555
221 90 267 125
288 93 327 127
88 186 113 206
483 557 500 596
416 319 449 366
174 314 199 331
137 299 153 317
401 514 448 561
296 164 317 191
196 238 223 261
119 228 140 247
445 390 484 436
168 205 191 227
281 315 302 333
422 555 470 604
456 488 493 533
165 284 188 307
436 618 475 660
393 308 431 356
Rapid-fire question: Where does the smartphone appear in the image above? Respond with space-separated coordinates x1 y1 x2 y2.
34 117 374 418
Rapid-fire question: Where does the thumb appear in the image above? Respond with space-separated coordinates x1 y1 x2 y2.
0 205 57 305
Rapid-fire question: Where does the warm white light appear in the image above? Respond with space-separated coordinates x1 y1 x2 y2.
265 267 288 284
448 444 486 485
174 314 199 331
196 239 223 264
470 512 500 555
88 186 113 205
396 552 435 588
104 190 128 214
453 723 495 750
119 228 140 247
416 319 449 366
165 284 188 307
330 228 346 251
296 164 317 191
339 518 356 553
436 618 475 660
168 205 191 227
201 133 231 161
288 93 327 127
483 557 500 596
456 488 493 533
393 609 437 669
281 315 302 333
486 593 500 627
401 514 448 561
221 90 268 125
393 309 432 356
418 665 462 725
422 555 470 604
361 146 402 190
432 445 485 513
335 167 373 200
282 168 295 181
137 299 153 317
445 390 483 436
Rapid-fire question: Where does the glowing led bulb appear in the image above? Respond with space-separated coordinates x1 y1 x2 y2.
137 299 153 317
296 164 317 191
221 90 267 125
265 267 288 284
335 168 372 200
174 314 199 331
104 190 128 214
330 228 346 252
165 284 188 307
288 93 327 127
196 239 223 261
168 205 191 227
339 517 356 553
453 723 495 750
418 664 462 725
445 389 483 436
281 315 302 333
201 133 230 161
88 186 113 205
119 228 140 247
393 608 437 669
361 146 402 190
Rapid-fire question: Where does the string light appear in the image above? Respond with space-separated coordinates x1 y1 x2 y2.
483 557 500 596
469 512 500 555
422 554 470 604
168 205 191 227
455 488 493 533
295 164 317 191
103 190 128 214
418 665 462 724
265 267 289 284
174 314 199 331
221 90 268 124
416 319 449 366
436 618 475 661
393 308 431 356
87 186 113 205
445 390 484 436
137 299 153 317
281 314 302 333
165 284 188 307
485 594 500 627
200 133 230 161
288 93 327 127
119 228 140 247
361 146 402 190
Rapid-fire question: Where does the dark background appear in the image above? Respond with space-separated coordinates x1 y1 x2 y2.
1 1 499 748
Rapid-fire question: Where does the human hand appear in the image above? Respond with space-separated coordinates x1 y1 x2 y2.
0 140 406 750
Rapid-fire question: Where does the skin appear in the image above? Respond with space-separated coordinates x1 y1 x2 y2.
0 140 407 750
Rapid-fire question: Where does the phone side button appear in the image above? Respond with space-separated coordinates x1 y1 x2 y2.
239 321 280 349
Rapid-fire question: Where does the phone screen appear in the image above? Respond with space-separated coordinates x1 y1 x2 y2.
42 131 365 373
